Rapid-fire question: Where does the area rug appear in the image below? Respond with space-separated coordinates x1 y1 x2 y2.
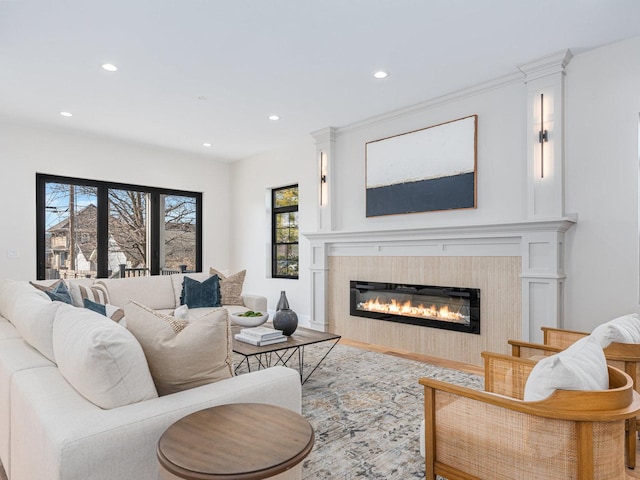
235 342 483 479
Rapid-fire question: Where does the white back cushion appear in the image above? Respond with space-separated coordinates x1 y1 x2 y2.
0 280 61 362
523 335 609 402
99 275 175 310
0 279 48 320
52 303 157 409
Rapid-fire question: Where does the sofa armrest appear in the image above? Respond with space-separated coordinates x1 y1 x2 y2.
10 366 300 480
242 293 267 312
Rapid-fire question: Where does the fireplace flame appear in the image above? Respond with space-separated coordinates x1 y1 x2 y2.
358 297 467 323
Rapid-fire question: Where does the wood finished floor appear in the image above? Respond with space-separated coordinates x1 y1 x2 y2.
340 337 640 478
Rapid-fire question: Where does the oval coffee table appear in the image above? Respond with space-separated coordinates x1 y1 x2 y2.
157 403 314 480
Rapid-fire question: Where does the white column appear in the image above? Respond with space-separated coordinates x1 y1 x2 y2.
310 127 335 232
520 229 568 342
518 49 572 219
308 127 336 331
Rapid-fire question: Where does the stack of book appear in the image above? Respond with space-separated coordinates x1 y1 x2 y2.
234 326 287 346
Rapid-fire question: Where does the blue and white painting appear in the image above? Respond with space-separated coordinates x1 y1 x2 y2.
365 115 477 217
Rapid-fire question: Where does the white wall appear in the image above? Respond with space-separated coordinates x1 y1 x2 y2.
564 36 640 330
229 138 316 321
0 120 232 280
333 82 527 231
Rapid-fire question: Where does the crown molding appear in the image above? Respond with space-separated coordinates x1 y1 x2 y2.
335 71 524 137
517 49 573 81
310 127 337 145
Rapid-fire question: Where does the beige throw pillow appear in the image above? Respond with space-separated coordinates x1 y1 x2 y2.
209 268 246 306
67 281 111 308
125 301 233 395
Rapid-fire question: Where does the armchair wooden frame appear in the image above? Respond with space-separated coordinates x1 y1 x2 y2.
420 352 640 480
509 326 640 469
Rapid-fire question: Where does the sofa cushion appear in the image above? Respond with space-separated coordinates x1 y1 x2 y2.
31 280 73 305
180 275 221 308
209 268 246 306
591 313 640 348
0 281 63 362
125 301 233 395
83 298 126 324
169 272 210 307
52 303 158 409
99 275 176 310
67 280 110 308
523 335 609 401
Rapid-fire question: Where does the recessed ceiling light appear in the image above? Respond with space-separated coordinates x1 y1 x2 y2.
202 143 212 147
373 71 389 79
268 115 280 121
60 111 73 117
102 64 118 72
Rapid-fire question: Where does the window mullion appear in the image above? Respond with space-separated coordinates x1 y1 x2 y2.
96 186 110 278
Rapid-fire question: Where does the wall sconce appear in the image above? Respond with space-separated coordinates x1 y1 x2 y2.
538 93 548 178
319 151 328 206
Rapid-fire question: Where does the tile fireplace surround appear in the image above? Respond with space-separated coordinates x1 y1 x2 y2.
304 217 576 366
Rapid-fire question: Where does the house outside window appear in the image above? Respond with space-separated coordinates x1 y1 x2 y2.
272 184 299 279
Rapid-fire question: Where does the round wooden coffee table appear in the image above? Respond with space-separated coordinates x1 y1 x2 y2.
157 403 314 480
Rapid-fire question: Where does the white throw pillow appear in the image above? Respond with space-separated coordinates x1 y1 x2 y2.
52 303 158 409
523 335 609 401
591 313 640 348
125 301 233 396
173 304 190 321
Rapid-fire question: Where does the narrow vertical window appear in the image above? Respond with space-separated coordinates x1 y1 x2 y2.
161 194 198 274
43 182 98 279
108 188 149 276
272 185 299 279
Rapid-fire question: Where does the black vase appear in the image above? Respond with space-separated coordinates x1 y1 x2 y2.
276 290 289 310
273 308 298 336
273 291 297 335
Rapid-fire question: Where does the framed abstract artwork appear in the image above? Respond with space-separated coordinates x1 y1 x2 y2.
365 115 477 217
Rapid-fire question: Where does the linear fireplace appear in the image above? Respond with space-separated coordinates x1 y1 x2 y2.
350 281 480 334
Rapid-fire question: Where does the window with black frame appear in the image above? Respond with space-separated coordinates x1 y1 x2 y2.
271 184 299 279
36 174 202 280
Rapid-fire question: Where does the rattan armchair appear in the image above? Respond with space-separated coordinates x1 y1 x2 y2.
509 327 640 469
420 352 640 480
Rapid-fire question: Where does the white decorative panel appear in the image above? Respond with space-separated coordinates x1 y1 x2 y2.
528 242 550 270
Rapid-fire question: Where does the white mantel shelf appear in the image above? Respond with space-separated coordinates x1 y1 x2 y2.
304 215 577 343
303 215 577 244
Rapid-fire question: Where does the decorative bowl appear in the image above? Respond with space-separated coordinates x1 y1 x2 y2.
229 311 269 327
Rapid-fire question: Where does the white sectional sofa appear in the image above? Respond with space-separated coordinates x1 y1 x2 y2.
0 273 301 480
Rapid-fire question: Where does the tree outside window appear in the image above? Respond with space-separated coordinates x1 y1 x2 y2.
272 185 298 279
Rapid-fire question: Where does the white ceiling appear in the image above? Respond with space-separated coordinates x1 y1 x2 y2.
2 0 640 162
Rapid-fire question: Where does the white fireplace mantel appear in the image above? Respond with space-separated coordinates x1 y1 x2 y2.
303 215 577 343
